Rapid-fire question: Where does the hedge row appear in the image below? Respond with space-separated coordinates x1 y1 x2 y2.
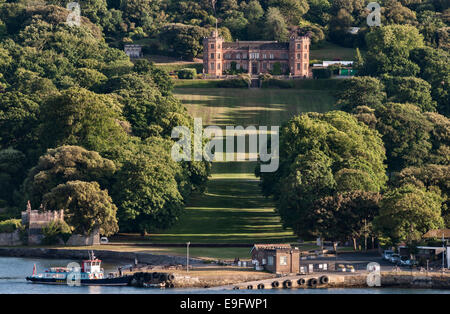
0 219 22 233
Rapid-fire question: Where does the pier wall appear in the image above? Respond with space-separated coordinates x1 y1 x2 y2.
0 247 201 265
0 231 21 246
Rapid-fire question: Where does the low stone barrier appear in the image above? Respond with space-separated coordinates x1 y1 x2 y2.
0 247 201 266
0 231 21 246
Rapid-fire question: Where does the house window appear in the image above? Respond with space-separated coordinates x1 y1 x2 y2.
210 62 214 70
297 43 301 49
263 54 267 59
280 256 287 266
236 63 241 70
226 63 230 69
250 53 259 59
269 53 274 59
263 63 267 70
281 53 288 59
218 53 221 59
297 63 300 70
304 53 307 59
236 53 241 60
243 63 248 70
211 44 214 49
218 63 220 69
268 256 274 266
304 63 308 70
297 53 300 59
243 53 247 59
211 53 214 59
305 44 308 50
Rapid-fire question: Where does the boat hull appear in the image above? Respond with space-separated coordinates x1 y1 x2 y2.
26 276 132 286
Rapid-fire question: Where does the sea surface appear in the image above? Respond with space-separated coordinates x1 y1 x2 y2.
0 257 449 294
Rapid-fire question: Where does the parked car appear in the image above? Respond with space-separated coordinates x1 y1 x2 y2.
400 257 418 267
383 250 394 260
100 237 109 244
389 254 401 264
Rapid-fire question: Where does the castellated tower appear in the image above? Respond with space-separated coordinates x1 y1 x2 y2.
203 31 224 77
289 35 310 77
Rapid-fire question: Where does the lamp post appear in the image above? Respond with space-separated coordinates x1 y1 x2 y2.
186 242 190 273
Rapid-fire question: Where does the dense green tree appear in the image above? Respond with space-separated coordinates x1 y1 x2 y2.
304 0 331 26
0 91 40 155
382 76 436 112
0 148 26 207
158 23 208 59
260 111 387 238
267 0 309 25
38 87 129 158
363 24 424 76
263 7 288 42
112 138 184 234
335 77 386 112
375 103 433 172
43 180 119 236
313 191 382 250
23 145 116 207
374 184 444 245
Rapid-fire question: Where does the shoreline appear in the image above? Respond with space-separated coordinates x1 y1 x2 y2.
0 247 202 266
1 247 450 290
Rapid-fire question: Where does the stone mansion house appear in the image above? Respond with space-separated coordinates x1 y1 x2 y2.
203 31 310 77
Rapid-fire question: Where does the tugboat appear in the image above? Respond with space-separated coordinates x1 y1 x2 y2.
26 251 132 286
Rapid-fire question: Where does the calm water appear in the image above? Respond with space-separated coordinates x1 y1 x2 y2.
1 257 449 294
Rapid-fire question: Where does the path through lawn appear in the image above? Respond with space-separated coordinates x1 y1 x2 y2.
148 88 335 245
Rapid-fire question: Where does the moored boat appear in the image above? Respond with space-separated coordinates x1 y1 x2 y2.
26 251 132 286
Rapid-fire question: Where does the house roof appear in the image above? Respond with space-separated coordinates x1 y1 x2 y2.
223 41 289 50
423 229 450 239
250 244 292 253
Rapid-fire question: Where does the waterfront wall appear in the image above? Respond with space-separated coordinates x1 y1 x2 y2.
0 247 201 266
0 231 21 246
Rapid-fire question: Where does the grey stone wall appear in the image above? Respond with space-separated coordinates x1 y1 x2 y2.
0 231 21 246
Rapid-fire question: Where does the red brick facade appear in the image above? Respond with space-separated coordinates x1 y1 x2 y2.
203 31 310 77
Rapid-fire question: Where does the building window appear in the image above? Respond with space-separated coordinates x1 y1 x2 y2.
236 63 241 70
263 63 267 70
304 63 307 70
210 62 214 70
243 53 247 59
250 53 259 59
281 53 288 59
268 256 274 266
236 53 241 60
280 256 287 266
211 53 214 59
297 43 301 49
305 44 308 50
297 53 300 59
218 63 220 69
217 44 220 49
225 54 230 59
297 63 300 70
211 44 214 49
269 53 274 59
263 54 267 59
226 63 230 70
218 53 221 59
243 63 248 70
304 53 307 59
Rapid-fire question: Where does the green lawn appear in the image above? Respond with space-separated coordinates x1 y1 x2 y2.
174 88 335 126
149 161 297 244
310 41 360 61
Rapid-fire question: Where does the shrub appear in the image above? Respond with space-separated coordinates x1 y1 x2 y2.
312 68 332 79
270 62 283 75
217 75 250 88
42 220 72 245
261 79 293 89
177 68 197 79
0 219 22 233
